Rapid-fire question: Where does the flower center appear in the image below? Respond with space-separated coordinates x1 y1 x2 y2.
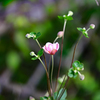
50 49 57 55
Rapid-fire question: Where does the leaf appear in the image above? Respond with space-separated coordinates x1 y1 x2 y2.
72 60 84 71
36 32 41 39
68 68 78 78
57 88 67 100
40 96 51 100
78 63 84 70
37 49 44 57
58 15 73 21
64 16 73 20
83 32 89 38
53 92 57 100
68 68 74 78
77 27 83 32
72 60 80 69
29 32 37 39
58 16 63 19
77 27 89 38
31 57 38 60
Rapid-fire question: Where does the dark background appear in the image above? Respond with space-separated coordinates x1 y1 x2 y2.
0 0 100 100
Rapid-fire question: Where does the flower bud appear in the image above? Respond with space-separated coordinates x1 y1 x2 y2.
68 11 73 16
26 34 31 38
78 71 85 80
83 27 86 31
30 51 35 56
63 15 66 17
90 24 95 29
57 31 64 38
29 96 35 100
79 74 85 80
81 67 84 71
74 70 77 73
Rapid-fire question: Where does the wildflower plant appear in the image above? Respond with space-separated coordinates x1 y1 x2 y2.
26 10 95 100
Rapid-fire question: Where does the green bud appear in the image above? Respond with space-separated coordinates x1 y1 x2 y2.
67 11 73 16
90 24 95 29
26 34 31 38
30 51 35 56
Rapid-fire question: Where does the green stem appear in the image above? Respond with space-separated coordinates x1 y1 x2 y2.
86 28 90 32
38 57 52 96
36 39 41 48
53 37 59 43
51 55 54 94
55 19 67 92
57 34 83 100
35 39 52 96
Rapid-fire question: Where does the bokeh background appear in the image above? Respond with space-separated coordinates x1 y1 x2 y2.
0 0 100 100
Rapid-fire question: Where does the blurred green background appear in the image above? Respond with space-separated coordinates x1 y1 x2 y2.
0 0 100 100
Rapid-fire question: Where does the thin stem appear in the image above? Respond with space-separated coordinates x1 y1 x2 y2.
53 37 59 43
57 34 83 100
38 58 48 74
55 19 67 92
35 39 51 96
48 56 52 75
51 55 54 94
36 39 41 48
86 28 90 32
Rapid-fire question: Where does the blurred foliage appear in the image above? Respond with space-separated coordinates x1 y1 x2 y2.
0 0 100 100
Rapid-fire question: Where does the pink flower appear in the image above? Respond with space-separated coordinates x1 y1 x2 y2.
43 42 59 55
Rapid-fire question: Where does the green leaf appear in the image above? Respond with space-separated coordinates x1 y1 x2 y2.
78 63 84 70
72 60 84 71
64 16 73 20
72 60 80 69
37 49 44 57
77 27 83 32
40 96 51 100
68 68 74 78
68 68 78 78
58 88 67 100
31 56 38 60
77 27 89 38
58 16 63 19
36 32 41 39
53 92 57 100
58 15 73 21
83 32 89 38
29 32 36 39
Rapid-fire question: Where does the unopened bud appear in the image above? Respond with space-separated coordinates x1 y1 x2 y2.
63 15 66 17
29 96 35 100
74 70 77 73
68 11 73 16
90 24 95 29
81 67 84 71
83 27 86 31
30 51 35 56
78 71 85 80
79 74 85 80
57 31 64 38
26 34 31 38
